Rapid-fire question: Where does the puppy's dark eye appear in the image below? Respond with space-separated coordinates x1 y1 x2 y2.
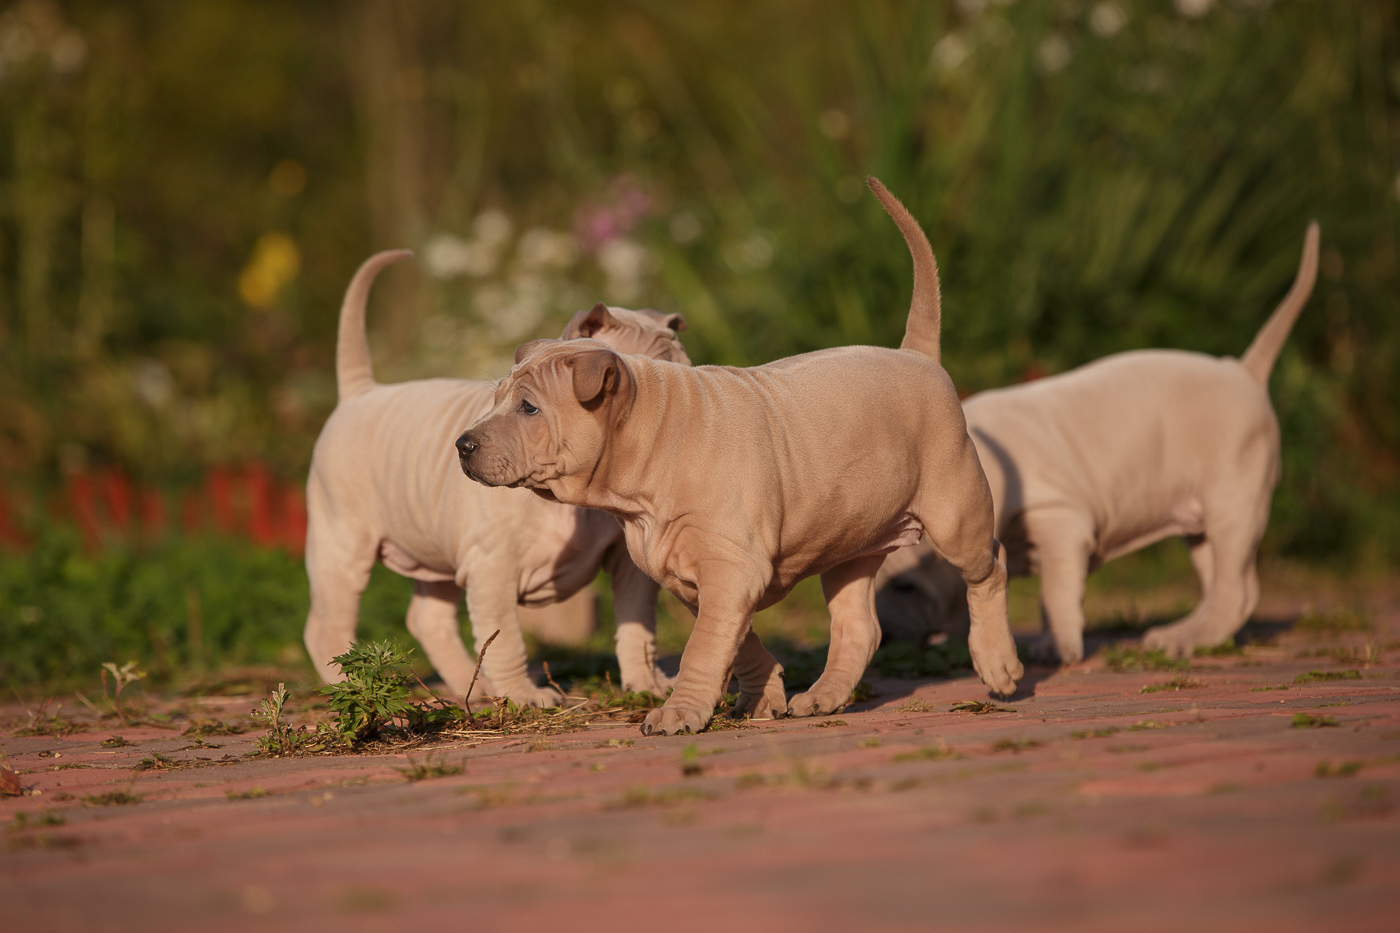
521 399 539 415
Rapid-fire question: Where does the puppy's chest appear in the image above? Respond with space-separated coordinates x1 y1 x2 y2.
621 521 697 600
517 508 619 589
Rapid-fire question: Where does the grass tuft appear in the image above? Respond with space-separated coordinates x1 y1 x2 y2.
84 790 142 806
1102 646 1189 673
1292 713 1340 729
226 787 272 800
1294 669 1362 684
949 700 1014 715
1140 677 1206 694
397 754 464 782
1071 727 1119 739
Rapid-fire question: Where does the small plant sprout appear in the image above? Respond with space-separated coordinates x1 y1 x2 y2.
950 700 1015 715
1291 713 1340 729
252 682 297 756
680 743 703 777
397 754 465 782
101 661 148 723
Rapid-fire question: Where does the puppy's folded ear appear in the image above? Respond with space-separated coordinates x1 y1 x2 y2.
638 308 688 333
568 348 620 404
562 302 616 339
515 338 556 365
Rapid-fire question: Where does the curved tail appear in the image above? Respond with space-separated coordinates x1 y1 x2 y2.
1240 222 1320 386
868 177 942 363
336 249 413 400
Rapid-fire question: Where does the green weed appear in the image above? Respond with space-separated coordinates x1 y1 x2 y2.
1071 727 1119 739
609 785 713 809
1295 609 1372 637
183 717 244 738
893 744 957 763
13 700 82 737
1294 669 1362 684
871 640 974 679
8 811 66 830
1194 640 1243 657
226 787 272 800
397 754 464 782
990 738 1042 753
100 735 134 748
949 700 1014 715
1101 646 1189 673
1315 761 1362 778
84 790 142 806
1140 677 1206 694
1292 713 1340 729
680 743 703 777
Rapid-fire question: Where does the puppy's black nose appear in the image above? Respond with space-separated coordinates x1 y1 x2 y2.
455 433 478 459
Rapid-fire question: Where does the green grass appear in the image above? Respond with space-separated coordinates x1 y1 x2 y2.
1294 670 1362 685
893 745 958 763
1292 713 1340 729
84 790 142 806
397 755 465 782
1 526 417 690
1295 609 1373 637
1140 677 1206 694
226 787 272 800
1101 646 1190 674
1071 727 1119 740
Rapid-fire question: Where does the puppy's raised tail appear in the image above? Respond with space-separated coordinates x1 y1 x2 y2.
868 177 941 364
336 249 413 400
1240 222 1320 386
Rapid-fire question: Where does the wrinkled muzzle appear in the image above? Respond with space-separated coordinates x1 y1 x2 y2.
455 416 523 487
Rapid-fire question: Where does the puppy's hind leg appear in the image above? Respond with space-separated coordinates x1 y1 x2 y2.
788 554 886 717
604 547 674 697
1022 508 1095 665
1145 519 1262 659
303 527 377 685
405 581 482 698
915 450 1023 696
731 630 788 720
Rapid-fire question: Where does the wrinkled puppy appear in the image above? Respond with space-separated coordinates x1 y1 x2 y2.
876 223 1320 662
458 179 1023 735
304 250 688 706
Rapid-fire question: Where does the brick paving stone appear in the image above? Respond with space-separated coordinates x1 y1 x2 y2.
3 601 1398 932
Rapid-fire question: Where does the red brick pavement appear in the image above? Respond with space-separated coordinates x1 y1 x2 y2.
4 613 1399 932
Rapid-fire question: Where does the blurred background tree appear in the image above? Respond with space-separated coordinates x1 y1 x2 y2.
0 0 1395 565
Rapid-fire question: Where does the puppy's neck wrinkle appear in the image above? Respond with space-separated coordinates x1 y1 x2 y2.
565 356 671 521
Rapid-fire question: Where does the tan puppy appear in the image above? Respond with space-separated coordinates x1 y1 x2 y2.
304 250 688 705
876 223 1321 662
456 179 1023 735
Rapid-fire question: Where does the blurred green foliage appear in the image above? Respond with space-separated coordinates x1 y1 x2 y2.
0 3 1395 612
1 0 1389 560
0 524 412 688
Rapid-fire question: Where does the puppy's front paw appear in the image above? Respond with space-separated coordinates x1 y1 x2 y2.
1142 623 1198 660
621 667 675 699
500 683 564 709
1027 633 1083 667
640 702 710 736
971 644 1024 698
732 674 787 721
970 620 1025 697
786 683 849 718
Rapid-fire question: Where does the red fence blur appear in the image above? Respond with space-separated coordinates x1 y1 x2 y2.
0 465 307 555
